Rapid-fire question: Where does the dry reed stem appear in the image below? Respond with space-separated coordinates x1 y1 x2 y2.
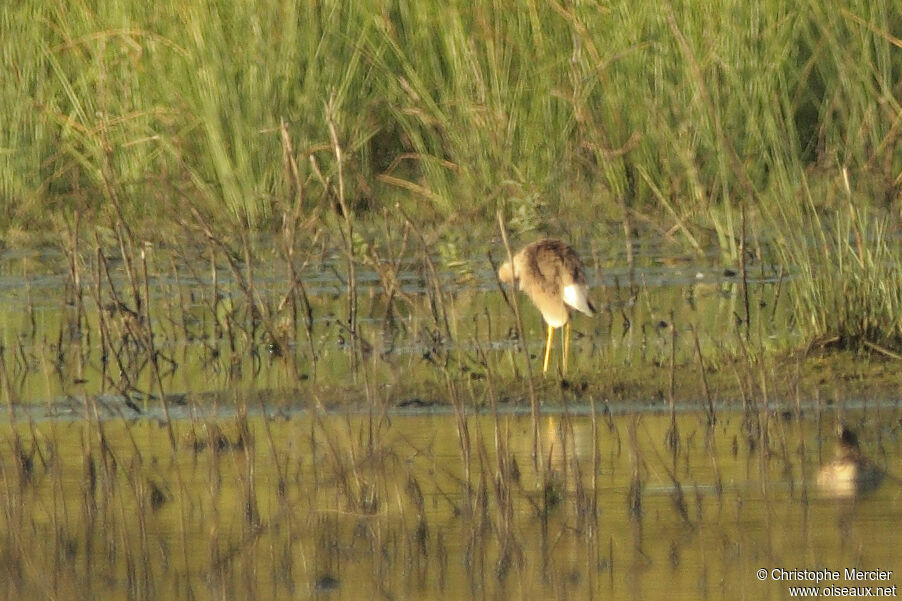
691 325 715 427
495 210 542 474
395 202 453 345
738 203 751 339
140 247 176 451
325 98 360 378
23 259 36 341
627 416 643 521
665 319 679 456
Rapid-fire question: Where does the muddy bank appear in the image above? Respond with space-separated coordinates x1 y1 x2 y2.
12 347 901 425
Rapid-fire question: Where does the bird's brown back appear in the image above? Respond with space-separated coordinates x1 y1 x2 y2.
518 239 588 298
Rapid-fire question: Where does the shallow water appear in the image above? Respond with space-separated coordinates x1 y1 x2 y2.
1 407 898 600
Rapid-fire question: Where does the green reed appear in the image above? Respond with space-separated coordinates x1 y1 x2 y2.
2 0 898 228
768 187 902 351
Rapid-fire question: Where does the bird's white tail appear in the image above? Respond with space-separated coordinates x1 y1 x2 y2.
563 284 595 317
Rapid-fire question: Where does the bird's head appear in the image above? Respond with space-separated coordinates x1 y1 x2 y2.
835 423 863 459
498 259 517 286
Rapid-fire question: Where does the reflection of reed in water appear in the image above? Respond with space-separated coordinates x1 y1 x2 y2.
817 424 884 498
498 239 596 374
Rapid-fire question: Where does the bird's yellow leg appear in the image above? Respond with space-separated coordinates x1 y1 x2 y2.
542 324 554 374
562 321 571 374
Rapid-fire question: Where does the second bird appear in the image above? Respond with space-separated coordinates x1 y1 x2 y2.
498 238 596 374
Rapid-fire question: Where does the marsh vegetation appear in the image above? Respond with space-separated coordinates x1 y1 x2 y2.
1 0 901 598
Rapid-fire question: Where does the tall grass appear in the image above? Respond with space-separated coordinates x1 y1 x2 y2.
1 0 386 227
765 177 902 350
2 0 898 227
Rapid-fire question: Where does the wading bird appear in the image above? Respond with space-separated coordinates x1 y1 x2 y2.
498 239 596 374
817 424 884 498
